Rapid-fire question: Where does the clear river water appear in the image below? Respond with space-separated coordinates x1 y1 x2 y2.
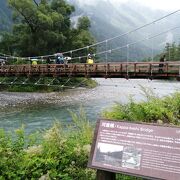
0 78 180 134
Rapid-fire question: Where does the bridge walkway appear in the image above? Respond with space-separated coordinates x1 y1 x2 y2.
0 62 179 79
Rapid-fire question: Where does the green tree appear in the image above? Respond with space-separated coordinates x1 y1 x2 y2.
0 32 15 55
169 42 176 61
164 43 170 61
64 16 95 62
77 16 91 31
164 42 178 61
174 43 180 61
0 0 95 58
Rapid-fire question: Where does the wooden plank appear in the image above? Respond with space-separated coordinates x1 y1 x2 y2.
0 62 180 78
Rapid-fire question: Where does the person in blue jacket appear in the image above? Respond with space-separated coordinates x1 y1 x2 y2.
56 53 64 64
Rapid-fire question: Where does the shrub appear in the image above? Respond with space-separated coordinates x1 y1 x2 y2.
103 92 180 125
102 91 180 180
0 110 95 179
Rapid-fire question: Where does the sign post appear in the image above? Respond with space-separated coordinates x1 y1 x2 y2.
96 170 115 180
88 119 180 180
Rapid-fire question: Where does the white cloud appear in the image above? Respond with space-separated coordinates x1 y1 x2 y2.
74 0 98 7
135 0 180 10
74 0 180 11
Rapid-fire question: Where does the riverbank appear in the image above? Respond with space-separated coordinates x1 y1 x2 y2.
0 92 57 108
0 79 179 134
0 78 179 110
0 78 97 109
0 88 95 111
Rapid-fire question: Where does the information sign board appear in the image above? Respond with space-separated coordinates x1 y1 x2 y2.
88 119 180 180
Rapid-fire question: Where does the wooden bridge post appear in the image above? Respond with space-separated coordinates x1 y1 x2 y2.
134 63 136 76
96 170 116 180
149 63 152 78
120 64 123 76
166 62 168 77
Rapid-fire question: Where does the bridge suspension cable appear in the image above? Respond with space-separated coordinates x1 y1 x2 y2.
2 24 176 63
0 9 180 60
116 27 178 53
109 26 180 54
126 35 129 78
62 9 180 55
67 25 180 61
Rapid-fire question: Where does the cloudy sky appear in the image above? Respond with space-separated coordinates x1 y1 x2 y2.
130 0 180 10
76 0 180 11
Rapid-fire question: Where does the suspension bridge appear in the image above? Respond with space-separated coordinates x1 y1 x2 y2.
0 62 179 79
0 10 180 86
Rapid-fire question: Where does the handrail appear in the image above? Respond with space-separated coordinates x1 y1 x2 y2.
0 62 180 79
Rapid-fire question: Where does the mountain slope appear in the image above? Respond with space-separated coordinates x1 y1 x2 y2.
1 0 180 60
68 0 180 61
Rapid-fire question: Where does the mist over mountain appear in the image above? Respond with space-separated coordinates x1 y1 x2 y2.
0 0 179 60
68 0 180 61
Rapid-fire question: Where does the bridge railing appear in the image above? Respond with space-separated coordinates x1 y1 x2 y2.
0 61 180 78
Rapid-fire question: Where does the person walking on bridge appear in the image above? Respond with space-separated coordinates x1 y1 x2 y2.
159 54 166 73
0 59 5 66
87 54 94 64
55 53 64 64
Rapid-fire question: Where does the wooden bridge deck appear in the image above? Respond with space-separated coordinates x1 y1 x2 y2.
0 62 180 79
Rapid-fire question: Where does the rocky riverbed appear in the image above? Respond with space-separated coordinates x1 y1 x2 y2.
0 87 97 111
0 78 179 111
0 92 55 109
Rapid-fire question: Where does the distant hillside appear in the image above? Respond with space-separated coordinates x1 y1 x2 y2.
68 0 180 61
0 0 12 31
1 0 180 61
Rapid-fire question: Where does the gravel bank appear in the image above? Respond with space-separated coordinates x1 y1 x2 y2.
0 92 58 109
0 88 91 110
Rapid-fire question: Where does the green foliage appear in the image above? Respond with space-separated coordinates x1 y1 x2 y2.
175 44 180 61
145 42 180 62
164 42 180 61
77 16 91 30
68 107 94 143
0 0 95 57
116 174 142 180
12 58 29 65
0 111 95 179
0 126 25 179
103 90 180 125
102 91 180 180
0 32 15 55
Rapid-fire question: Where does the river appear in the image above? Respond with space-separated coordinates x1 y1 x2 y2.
0 78 179 134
